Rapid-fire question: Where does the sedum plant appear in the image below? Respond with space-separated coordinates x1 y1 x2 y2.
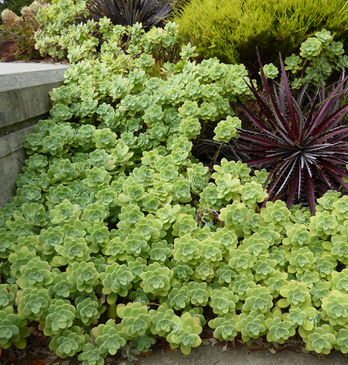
235 311 266 342
208 314 238 342
41 299 76 336
209 287 239 316
302 324 336 354
17 288 51 321
265 308 296 344
166 312 202 355
3 6 348 360
49 326 87 358
117 302 151 338
0 306 31 349
92 319 127 356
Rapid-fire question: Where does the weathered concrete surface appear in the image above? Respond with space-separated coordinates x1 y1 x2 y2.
0 62 68 206
132 343 348 365
0 62 68 75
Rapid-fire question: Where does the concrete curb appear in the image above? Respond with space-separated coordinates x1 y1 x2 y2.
0 62 68 206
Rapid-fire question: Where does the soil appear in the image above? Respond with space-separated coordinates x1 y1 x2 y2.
0 40 18 62
0 39 60 63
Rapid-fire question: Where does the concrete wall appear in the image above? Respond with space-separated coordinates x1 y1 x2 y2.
0 63 69 206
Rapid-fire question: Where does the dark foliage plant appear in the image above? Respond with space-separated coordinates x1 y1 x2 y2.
236 52 348 215
86 0 173 31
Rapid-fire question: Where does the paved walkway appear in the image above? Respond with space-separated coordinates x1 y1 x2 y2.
132 344 348 365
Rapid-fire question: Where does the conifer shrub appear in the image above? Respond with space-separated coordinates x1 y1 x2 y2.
172 0 348 73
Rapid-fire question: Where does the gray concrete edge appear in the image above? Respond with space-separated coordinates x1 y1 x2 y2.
0 64 67 206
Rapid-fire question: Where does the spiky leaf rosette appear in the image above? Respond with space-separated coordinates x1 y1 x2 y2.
237 52 348 214
86 0 173 31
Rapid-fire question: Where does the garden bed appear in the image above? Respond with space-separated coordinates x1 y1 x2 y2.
3 0 348 364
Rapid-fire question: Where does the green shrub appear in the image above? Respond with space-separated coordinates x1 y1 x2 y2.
172 0 348 73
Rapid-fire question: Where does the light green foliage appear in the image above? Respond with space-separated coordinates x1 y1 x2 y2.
208 314 238 341
209 287 239 316
321 290 348 326
328 235 348 264
332 196 348 222
296 271 320 288
1 4 348 358
17 288 51 321
78 343 104 365
141 263 174 296
42 299 76 336
235 311 266 342
100 263 134 303
309 211 338 239
335 328 348 353
117 302 151 338
52 237 90 266
261 63 279 79
253 255 277 282
283 224 311 248
278 282 312 309
186 281 212 307
230 273 256 301
93 320 127 356
0 229 15 259
265 271 288 298
165 282 190 310
242 285 273 314
49 326 86 358
213 116 241 143
310 281 331 308
284 306 317 333
75 295 104 326
173 0 348 76
149 304 175 336
186 163 210 195
66 261 99 293
265 309 296 344
49 199 80 224
81 203 109 223
260 201 291 232
240 181 268 209
8 246 36 278
303 324 336 354
316 190 341 212
228 248 256 275
300 37 322 59
286 247 316 274
172 234 201 265
331 269 348 293
129 334 156 353
166 312 202 355
219 201 249 235
0 306 31 349
0 284 17 310
315 254 337 279
17 257 53 289
48 270 74 300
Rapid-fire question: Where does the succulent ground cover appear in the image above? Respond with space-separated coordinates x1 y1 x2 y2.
3 0 348 363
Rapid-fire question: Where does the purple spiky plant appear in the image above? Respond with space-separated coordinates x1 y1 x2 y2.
236 52 348 214
86 0 173 31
